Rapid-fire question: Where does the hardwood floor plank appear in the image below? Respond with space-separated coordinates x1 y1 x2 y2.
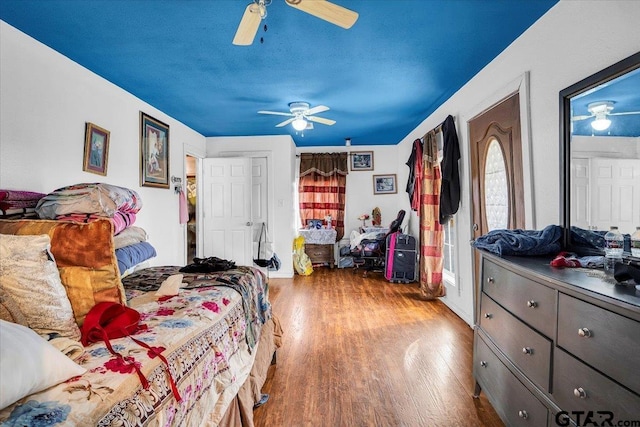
255 268 503 426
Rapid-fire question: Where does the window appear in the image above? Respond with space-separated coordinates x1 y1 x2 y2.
442 217 456 286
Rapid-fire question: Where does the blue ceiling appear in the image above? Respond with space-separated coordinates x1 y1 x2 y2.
0 0 559 147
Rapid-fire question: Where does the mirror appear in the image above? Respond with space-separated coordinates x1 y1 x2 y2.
560 51 640 256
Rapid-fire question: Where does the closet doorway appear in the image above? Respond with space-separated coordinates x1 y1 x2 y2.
185 154 198 264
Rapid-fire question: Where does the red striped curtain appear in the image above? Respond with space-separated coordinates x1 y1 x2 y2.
299 153 348 240
419 131 446 299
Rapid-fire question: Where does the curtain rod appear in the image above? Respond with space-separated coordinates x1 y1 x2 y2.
428 115 456 136
296 152 358 158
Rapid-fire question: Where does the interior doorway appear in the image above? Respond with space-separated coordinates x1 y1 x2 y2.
186 154 197 264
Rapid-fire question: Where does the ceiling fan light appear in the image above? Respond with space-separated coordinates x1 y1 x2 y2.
591 117 611 131
292 117 307 131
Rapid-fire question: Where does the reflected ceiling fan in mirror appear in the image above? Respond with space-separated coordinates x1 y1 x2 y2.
258 102 336 131
232 0 359 46
572 101 640 131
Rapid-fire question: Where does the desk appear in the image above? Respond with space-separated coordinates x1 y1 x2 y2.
299 228 336 268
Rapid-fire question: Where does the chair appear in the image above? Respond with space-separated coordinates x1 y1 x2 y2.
351 210 406 277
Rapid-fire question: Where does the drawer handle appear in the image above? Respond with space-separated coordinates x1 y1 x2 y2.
573 387 587 399
578 328 592 338
483 313 493 319
480 361 487 367
526 300 537 308
522 347 533 355
518 410 529 419
486 277 495 284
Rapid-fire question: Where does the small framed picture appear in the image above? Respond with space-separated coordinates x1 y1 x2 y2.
373 174 397 195
306 219 323 229
83 122 110 176
350 151 374 171
140 112 170 188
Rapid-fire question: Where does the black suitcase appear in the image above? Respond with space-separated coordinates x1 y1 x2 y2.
385 233 418 283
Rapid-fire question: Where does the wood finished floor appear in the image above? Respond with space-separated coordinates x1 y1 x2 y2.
253 267 504 427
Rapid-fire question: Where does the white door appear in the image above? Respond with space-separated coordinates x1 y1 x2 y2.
202 157 253 266
590 158 640 234
571 157 591 230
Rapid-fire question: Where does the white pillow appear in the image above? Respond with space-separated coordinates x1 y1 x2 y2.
0 320 86 410
0 234 81 350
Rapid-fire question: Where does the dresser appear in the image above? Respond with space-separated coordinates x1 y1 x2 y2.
473 252 640 426
299 228 337 268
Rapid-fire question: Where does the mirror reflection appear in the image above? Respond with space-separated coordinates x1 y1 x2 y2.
569 65 640 238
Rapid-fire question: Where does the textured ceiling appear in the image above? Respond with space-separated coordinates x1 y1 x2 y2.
0 0 561 146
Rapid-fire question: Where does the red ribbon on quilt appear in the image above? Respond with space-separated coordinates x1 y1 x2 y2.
81 301 182 401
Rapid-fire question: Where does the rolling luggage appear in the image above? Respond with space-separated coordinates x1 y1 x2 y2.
385 232 418 283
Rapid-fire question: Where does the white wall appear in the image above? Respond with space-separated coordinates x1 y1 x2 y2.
572 136 640 159
0 21 206 266
206 135 297 278
396 0 640 325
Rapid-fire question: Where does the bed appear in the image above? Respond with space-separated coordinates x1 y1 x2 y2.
0 218 281 427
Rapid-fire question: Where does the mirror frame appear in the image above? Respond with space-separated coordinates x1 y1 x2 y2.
560 51 640 253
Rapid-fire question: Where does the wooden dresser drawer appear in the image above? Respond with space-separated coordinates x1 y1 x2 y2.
482 259 556 337
305 243 335 267
557 293 640 394
475 332 549 426
480 294 552 392
553 348 640 422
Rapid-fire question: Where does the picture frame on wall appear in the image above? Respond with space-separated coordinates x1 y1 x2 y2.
350 151 374 171
373 174 397 195
140 112 170 188
83 122 110 176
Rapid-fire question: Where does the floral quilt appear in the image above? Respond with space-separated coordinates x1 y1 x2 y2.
0 266 271 427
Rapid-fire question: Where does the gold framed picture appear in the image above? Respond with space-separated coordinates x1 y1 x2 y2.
140 112 170 188
83 122 110 176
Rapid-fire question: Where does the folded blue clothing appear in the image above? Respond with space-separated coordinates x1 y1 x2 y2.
472 224 562 256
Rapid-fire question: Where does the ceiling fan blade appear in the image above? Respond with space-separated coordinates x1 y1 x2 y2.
305 105 330 115
258 110 293 117
276 117 295 127
232 4 262 46
307 115 336 126
572 114 593 121
609 111 640 116
286 0 358 29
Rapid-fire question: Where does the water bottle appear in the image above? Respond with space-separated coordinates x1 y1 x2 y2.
604 226 624 274
631 226 640 258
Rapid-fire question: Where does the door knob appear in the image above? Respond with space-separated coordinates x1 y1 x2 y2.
246 221 253 226
473 223 479 231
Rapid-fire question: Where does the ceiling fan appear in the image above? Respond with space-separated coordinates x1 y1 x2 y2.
258 102 336 131
572 101 640 131
232 0 359 46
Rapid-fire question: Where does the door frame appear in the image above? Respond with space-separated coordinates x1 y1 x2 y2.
463 72 535 231
216 150 274 258
462 72 535 323
183 144 205 264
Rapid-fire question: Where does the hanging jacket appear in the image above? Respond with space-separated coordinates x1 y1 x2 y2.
439 115 460 224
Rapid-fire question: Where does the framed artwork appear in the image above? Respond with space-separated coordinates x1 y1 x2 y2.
350 151 374 171
83 122 110 176
306 219 324 229
373 174 397 195
140 112 170 188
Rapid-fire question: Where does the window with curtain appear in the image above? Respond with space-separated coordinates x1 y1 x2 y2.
299 152 348 240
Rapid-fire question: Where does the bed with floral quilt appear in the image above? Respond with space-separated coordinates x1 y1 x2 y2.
0 260 281 427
